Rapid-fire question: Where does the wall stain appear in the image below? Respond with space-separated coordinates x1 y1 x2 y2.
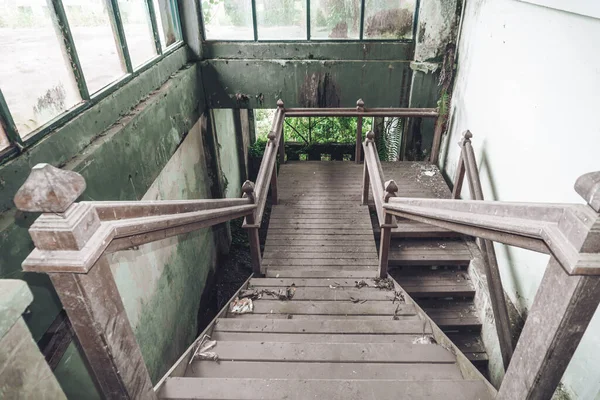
299 72 341 108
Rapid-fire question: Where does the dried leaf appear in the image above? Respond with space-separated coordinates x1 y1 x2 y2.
229 297 254 314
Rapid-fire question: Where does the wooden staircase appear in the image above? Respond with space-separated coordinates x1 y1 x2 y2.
372 161 490 374
156 162 495 399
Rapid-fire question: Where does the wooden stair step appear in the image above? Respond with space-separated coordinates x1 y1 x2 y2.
263 259 378 266
250 278 387 288
212 332 426 343
228 314 422 321
392 271 476 298
178 341 454 363
263 252 377 260
247 287 396 301
213 318 432 334
266 269 378 278
247 300 417 316
187 361 464 380
419 301 482 332
159 378 492 399
387 239 472 266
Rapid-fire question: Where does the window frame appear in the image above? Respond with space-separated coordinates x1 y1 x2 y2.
0 0 184 164
199 0 420 42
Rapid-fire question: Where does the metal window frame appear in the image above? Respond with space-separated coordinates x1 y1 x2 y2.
198 0 418 43
0 0 184 165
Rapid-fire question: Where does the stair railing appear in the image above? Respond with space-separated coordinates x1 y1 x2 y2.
451 131 514 370
382 171 600 399
361 130 398 278
242 100 285 276
11 108 290 399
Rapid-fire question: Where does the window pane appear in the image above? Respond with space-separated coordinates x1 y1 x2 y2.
256 0 306 40
0 3 81 136
364 0 415 39
153 0 181 48
201 0 254 40
310 0 361 39
119 0 157 68
64 0 126 94
0 125 9 151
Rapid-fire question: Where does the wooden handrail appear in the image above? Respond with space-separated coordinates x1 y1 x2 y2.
284 108 439 118
361 130 397 278
383 172 600 399
241 100 285 276
451 131 514 370
13 163 260 400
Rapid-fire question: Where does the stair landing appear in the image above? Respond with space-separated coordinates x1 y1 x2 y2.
157 161 494 400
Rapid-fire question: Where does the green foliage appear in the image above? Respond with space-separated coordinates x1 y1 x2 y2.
249 137 268 158
437 90 450 119
376 118 403 161
282 116 372 144
224 0 251 26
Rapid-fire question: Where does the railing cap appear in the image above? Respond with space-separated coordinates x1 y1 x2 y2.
575 172 600 212
268 131 276 141
366 131 375 143
459 130 473 146
242 180 256 197
14 163 86 213
277 99 284 108
357 99 365 109
384 180 398 202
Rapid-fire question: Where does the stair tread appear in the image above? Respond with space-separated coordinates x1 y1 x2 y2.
160 377 492 399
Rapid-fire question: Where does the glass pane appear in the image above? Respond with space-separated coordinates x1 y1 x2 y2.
364 0 415 39
119 0 157 68
201 0 254 40
0 124 9 151
0 4 81 137
64 0 126 93
153 0 181 48
310 0 361 39
256 0 306 40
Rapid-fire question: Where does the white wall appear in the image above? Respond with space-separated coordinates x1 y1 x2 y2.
441 0 600 398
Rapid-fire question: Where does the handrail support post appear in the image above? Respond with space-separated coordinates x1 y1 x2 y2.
355 99 364 163
242 180 262 276
378 180 398 278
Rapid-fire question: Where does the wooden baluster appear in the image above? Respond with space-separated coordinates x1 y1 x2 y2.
429 111 444 164
242 180 262 276
378 180 398 278
277 99 285 165
13 164 156 400
451 131 469 199
268 131 279 205
498 172 600 399
355 99 364 163
361 161 370 206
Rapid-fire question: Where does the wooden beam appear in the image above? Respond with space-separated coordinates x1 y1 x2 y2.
50 256 156 399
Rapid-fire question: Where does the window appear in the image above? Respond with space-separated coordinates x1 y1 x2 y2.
0 124 9 152
311 0 361 39
201 0 254 40
119 0 158 68
0 2 81 137
0 0 183 162
364 0 416 40
64 0 127 94
256 0 306 40
200 0 416 40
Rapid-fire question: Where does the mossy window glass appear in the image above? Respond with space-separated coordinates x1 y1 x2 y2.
152 0 182 48
0 125 9 151
310 0 361 39
363 0 415 39
201 0 254 40
118 0 157 67
256 0 307 40
0 2 81 137
64 0 127 94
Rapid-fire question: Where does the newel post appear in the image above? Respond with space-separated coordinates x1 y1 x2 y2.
451 131 470 199
242 180 262 276
378 180 398 278
356 98 365 164
361 131 374 205
268 130 279 205
277 99 285 165
498 172 600 399
14 164 156 400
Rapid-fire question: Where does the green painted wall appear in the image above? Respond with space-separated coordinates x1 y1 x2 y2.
212 109 243 198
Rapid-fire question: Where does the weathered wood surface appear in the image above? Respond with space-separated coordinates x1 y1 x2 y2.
156 161 494 400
